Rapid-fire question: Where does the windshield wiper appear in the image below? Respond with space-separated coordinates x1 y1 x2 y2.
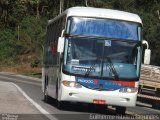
84 56 119 79
104 56 119 79
85 57 100 77
65 34 117 41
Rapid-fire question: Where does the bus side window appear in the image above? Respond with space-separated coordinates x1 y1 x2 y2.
51 21 59 65
46 26 51 65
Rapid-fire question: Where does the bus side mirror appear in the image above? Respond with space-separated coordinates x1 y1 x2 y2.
144 49 151 65
57 37 64 53
142 40 151 65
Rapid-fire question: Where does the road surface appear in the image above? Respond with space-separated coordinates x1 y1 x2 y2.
0 72 159 120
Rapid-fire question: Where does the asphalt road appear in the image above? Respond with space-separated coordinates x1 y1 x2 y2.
0 72 160 120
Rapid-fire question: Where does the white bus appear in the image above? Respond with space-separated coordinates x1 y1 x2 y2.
42 7 150 114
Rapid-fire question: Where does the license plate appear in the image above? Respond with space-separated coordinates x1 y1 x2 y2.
93 99 106 104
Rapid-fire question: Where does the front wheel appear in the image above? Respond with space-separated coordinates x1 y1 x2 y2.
56 79 63 109
44 86 49 102
116 106 126 115
57 101 65 110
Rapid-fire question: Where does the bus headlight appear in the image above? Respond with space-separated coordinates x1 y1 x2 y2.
62 81 82 88
119 87 138 93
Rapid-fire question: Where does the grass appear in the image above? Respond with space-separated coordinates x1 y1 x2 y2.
0 64 42 78
21 72 42 78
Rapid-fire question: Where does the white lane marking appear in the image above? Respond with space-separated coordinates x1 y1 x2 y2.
12 83 58 120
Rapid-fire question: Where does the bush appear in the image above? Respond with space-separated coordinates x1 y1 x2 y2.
0 29 17 65
31 58 41 68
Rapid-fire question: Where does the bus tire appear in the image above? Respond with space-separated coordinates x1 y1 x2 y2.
116 106 126 115
44 76 49 102
56 79 63 109
56 79 58 100
57 101 63 110
44 86 49 102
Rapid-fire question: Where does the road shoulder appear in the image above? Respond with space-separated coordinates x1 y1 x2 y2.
0 81 50 120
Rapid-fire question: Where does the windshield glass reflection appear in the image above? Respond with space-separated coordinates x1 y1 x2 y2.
63 37 141 79
67 17 140 41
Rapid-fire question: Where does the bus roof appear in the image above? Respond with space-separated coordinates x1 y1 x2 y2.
48 7 142 24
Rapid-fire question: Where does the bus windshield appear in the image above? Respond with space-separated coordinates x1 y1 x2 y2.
63 37 141 79
66 17 141 41
64 17 142 80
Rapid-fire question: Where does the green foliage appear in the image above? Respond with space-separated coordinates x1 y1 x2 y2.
0 29 17 65
31 58 41 68
0 0 160 66
17 16 46 54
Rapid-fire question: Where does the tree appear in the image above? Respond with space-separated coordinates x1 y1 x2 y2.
0 0 160 66
0 0 9 26
0 29 17 65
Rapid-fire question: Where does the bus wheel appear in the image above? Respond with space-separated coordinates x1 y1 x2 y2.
116 106 126 115
44 85 49 102
57 101 65 110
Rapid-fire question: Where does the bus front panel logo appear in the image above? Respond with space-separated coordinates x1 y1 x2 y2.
77 79 93 84
93 80 98 85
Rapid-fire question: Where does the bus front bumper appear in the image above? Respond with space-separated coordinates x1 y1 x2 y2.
59 85 137 107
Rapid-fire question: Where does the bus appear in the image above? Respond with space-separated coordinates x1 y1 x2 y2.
42 7 151 114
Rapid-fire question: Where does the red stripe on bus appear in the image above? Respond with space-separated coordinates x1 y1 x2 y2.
111 80 135 86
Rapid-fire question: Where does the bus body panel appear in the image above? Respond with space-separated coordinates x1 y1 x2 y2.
49 7 142 25
42 67 45 93
43 7 143 110
42 66 59 99
59 73 138 107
